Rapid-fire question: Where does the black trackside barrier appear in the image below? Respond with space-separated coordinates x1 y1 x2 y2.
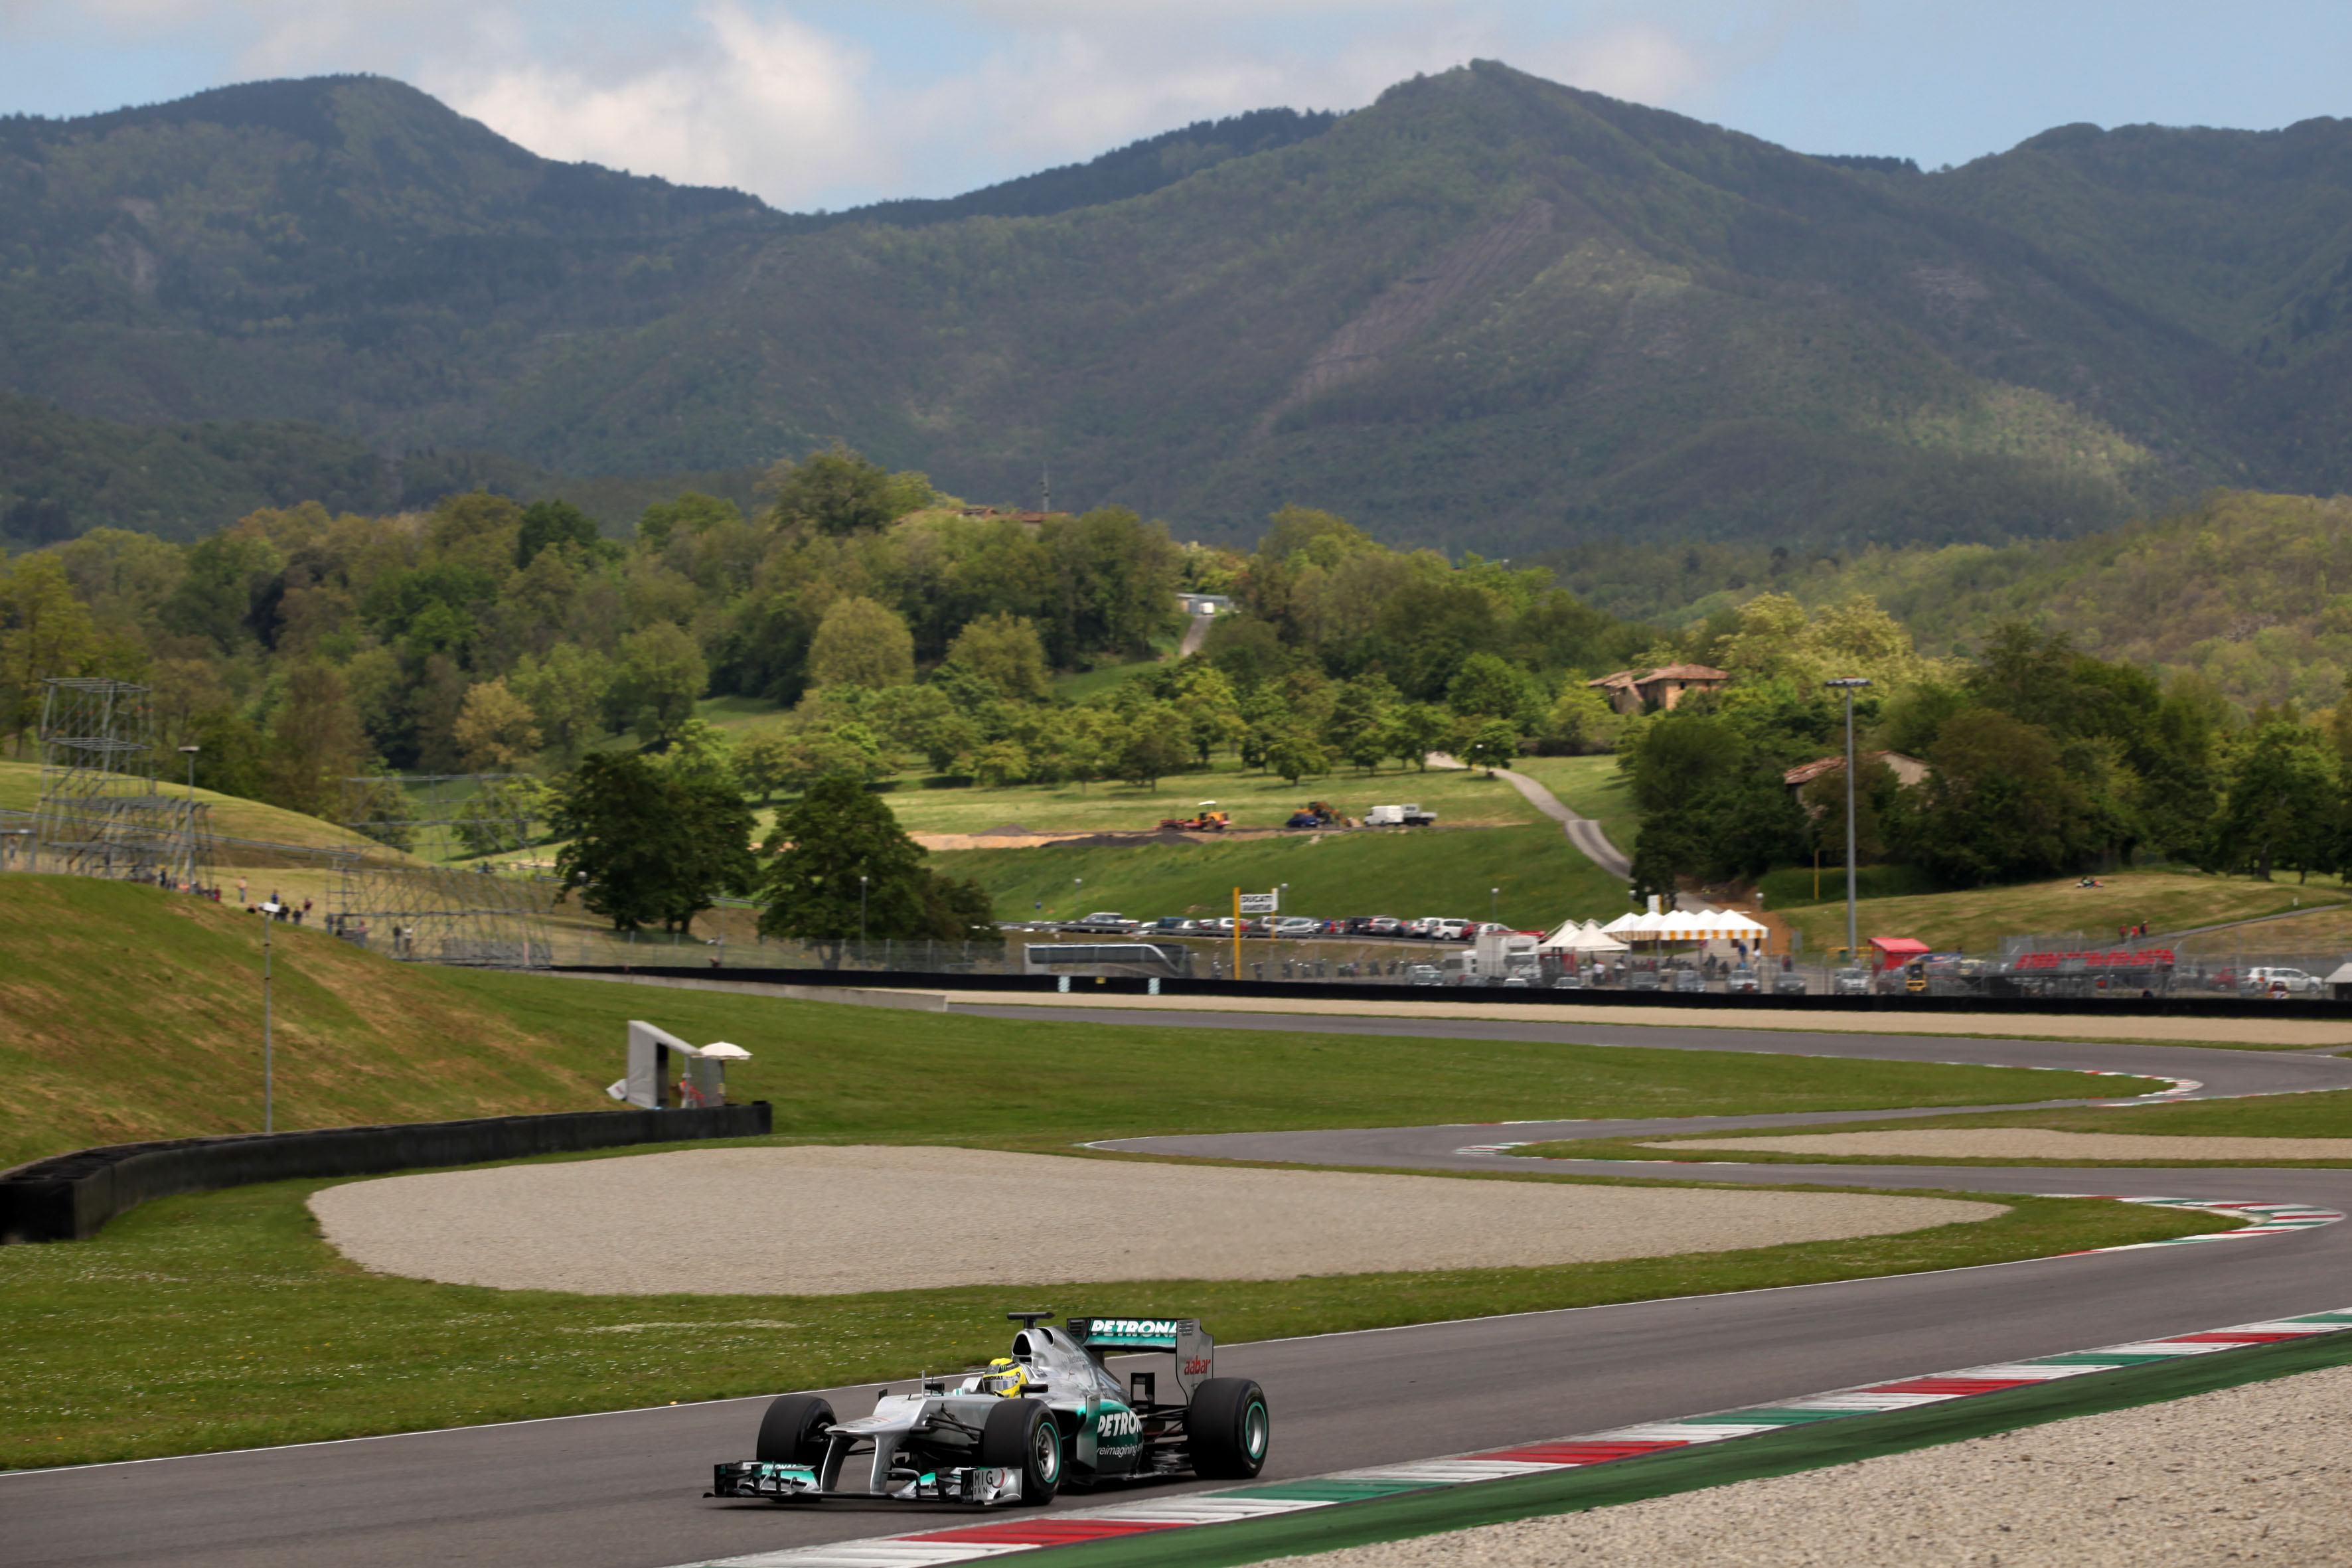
0 1102 771 1245
551 963 2352 1022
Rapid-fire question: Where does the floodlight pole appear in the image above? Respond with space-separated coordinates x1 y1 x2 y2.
262 907 274 1135
1825 677 1872 967
858 874 869 950
1490 886 1500 925
178 744 199 890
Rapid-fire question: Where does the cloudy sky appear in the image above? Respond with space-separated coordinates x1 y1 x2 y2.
3 1 2346 211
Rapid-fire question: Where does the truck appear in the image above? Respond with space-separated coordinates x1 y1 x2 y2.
1158 808 1231 832
1364 804 1436 827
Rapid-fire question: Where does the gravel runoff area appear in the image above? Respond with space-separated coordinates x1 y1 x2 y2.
305 1146 1998 1296
1646 1131 2352 1162
920 990 2352 1049
1257 1362 2352 1568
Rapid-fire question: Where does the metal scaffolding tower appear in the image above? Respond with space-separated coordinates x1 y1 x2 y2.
35 678 213 887
333 774 552 966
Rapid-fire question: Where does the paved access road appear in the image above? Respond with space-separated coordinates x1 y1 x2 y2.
11 1008 2352 1568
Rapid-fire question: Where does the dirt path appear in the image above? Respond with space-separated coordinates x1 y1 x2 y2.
1427 755 1631 879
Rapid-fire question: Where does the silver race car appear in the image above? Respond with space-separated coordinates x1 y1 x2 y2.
710 1312 1270 1508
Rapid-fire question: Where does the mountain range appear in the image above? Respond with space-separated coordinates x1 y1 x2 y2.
6 62 2352 555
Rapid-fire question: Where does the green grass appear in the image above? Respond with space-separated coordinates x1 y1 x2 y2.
443 968 2161 1137
0 956 2195 1466
1511 1086 2352 1168
933 824 1627 926
0 1164 2227 1468
865 756 1547 836
1510 755 1640 854
1759 867 2347 956
0 757 386 854
0 878 605 1168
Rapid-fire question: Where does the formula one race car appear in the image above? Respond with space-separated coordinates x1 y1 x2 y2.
710 1312 1269 1508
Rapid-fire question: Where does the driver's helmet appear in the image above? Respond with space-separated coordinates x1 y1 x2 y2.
976 1357 1033 1398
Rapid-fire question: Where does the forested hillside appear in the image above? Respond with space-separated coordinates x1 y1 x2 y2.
12 64 2352 554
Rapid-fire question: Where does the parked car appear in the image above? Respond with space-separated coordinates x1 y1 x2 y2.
1406 964 1443 986
2245 967 2318 995
1625 969 1662 992
1151 916 1190 933
1669 967 1705 994
1428 919 1473 941
1271 916 1320 938
1063 912 1140 935
1772 971 1810 995
1366 916 1403 936
1550 973 1586 990
1831 967 1871 995
1725 965 1761 994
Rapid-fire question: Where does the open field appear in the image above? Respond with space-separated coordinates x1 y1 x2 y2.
929 823 1623 926
1512 1086 2352 1166
0 1167 2220 1468
858 757 1547 837
1761 868 2347 957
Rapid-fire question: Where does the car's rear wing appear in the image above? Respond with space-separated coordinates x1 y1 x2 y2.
1067 1316 1214 1399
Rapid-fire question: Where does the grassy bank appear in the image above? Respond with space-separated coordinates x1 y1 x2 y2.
1759 868 2345 955
0 1166 2228 1468
0 757 385 854
0 878 605 1167
1511 1086 2352 1168
929 823 1624 927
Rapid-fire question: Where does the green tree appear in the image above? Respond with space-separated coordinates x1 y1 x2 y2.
809 596 916 690
945 613 1054 702
613 621 707 744
264 662 368 819
1460 716 1521 775
453 677 544 770
1389 703 1449 771
764 445 938 536
1445 653 1540 728
516 499 605 568
1264 729 1329 785
757 774 934 967
1324 674 1397 773
510 642 613 761
1897 710 2089 886
2213 722 2337 882
0 552 98 750
552 752 753 933
1115 708 1192 788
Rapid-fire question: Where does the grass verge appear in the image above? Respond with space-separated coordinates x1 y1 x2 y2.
0 1157 2229 1470
928 824 1626 927
443 969 2162 1143
1508 1085 2352 1166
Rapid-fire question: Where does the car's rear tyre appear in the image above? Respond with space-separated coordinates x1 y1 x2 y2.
755 1394 834 1465
1188 1378 1270 1478
979 1398 1061 1504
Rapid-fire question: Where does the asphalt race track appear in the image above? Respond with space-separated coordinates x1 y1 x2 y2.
12 1008 2352 1568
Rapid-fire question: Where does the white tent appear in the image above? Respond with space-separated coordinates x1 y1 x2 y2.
1539 919 1629 954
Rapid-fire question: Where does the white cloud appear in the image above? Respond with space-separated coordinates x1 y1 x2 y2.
432 3 890 203
0 0 1838 207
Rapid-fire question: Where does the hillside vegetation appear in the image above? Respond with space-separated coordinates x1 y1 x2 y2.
0 876 602 1166
17 66 2352 551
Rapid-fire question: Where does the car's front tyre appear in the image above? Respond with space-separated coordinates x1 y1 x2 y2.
755 1394 835 1466
979 1398 1061 1504
1188 1378 1270 1478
